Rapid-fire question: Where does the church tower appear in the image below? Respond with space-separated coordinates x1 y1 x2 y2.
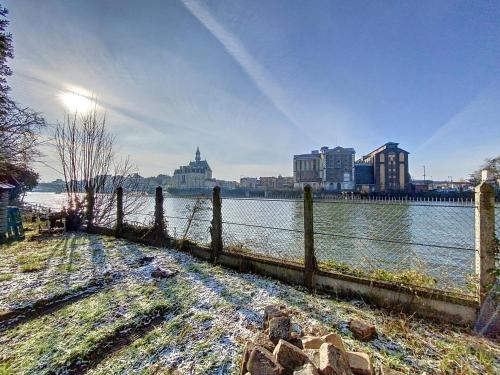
195 146 201 162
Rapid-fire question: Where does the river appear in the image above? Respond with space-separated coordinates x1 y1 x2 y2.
26 192 499 295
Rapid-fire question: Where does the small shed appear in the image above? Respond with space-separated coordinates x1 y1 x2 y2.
0 182 15 243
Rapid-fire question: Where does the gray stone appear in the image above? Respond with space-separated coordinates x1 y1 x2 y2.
319 343 353 375
269 316 291 345
247 346 285 375
291 322 303 336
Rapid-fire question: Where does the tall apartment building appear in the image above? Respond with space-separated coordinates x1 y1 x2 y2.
361 142 410 192
293 146 355 191
293 151 322 190
319 146 355 191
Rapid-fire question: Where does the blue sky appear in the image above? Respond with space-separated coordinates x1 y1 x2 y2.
5 0 500 182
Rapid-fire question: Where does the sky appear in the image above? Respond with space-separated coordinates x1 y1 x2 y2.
4 0 500 182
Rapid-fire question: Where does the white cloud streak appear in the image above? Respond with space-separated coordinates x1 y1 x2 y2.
180 0 307 136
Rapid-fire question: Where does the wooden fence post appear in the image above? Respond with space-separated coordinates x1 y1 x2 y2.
211 186 223 263
153 186 167 243
475 181 496 303
116 186 123 236
304 185 316 289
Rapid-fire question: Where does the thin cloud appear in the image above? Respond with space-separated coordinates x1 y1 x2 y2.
415 92 495 153
16 71 205 136
180 0 312 140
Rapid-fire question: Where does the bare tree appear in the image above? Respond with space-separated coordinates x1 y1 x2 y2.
0 103 45 169
54 100 145 230
0 6 45 201
469 156 500 185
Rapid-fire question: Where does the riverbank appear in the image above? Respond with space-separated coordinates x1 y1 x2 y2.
0 230 499 374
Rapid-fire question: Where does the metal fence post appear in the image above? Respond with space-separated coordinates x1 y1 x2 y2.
153 186 167 243
475 181 496 303
116 186 123 236
211 186 223 263
304 185 316 289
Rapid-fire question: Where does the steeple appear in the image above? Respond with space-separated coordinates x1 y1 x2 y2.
195 146 201 162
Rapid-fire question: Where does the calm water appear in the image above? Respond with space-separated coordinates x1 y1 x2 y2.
26 192 492 293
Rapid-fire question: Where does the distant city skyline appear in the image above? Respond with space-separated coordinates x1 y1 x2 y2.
4 0 500 182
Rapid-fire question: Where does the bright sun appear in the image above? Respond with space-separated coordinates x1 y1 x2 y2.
59 90 94 113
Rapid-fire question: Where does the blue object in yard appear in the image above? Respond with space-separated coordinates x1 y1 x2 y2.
7 206 24 240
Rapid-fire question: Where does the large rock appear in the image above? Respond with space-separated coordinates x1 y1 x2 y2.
348 319 376 341
247 346 285 375
319 343 353 375
294 363 320 375
273 339 311 374
240 342 254 375
289 332 304 349
254 331 276 352
269 316 291 345
303 349 320 368
151 267 177 279
264 305 288 329
302 336 324 349
346 352 373 375
321 333 346 352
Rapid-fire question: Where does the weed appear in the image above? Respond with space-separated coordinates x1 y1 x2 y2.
0 273 13 282
319 260 437 289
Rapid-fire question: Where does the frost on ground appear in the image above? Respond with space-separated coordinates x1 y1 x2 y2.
0 232 499 374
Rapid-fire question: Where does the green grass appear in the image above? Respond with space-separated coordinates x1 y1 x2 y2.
438 342 495 374
0 280 176 374
0 273 13 282
319 260 437 289
1 232 499 374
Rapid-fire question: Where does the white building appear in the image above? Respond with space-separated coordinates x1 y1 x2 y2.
172 148 213 189
293 146 355 191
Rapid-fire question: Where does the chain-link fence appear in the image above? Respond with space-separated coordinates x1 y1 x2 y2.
93 187 498 298
221 198 304 262
164 197 212 246
119 196 212 246
313 200 476 296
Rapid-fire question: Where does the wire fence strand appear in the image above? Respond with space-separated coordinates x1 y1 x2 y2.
116 194 492 297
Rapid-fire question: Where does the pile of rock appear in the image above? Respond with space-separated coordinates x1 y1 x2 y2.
241 305 376 375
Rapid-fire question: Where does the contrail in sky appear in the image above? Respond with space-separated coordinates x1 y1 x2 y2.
181 0 311 140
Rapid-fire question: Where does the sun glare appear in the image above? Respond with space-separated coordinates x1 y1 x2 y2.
59 89 94 113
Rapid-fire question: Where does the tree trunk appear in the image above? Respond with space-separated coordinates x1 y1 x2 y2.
85 187 95 232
